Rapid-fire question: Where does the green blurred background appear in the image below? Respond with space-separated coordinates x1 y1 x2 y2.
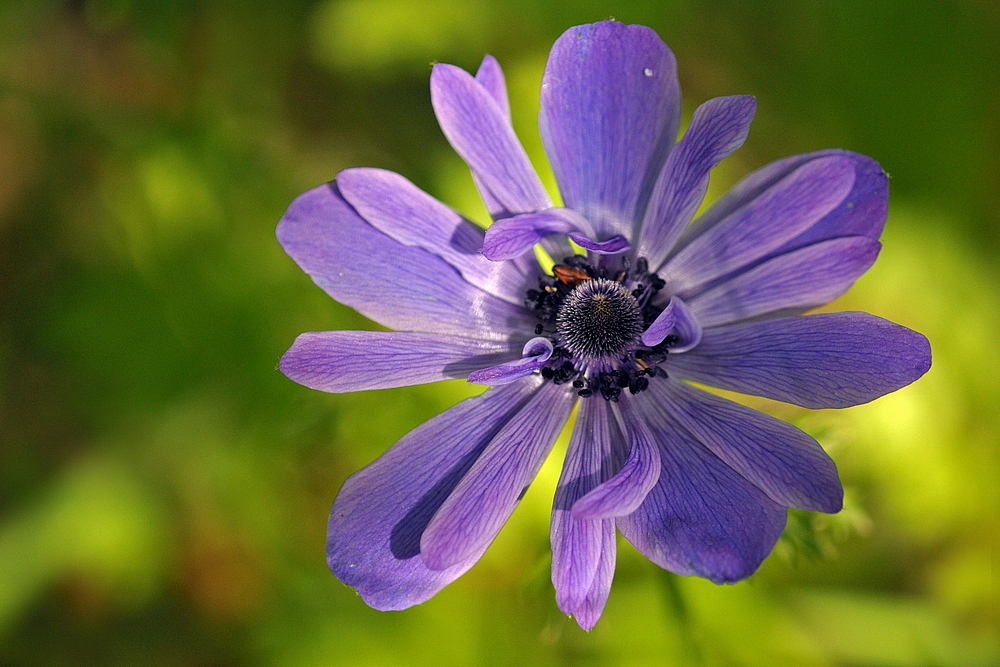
0 1 997 665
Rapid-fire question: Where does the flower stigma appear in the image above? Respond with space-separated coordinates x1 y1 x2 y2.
557 278 643 361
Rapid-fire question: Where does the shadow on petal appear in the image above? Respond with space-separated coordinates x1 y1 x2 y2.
390 442 491 559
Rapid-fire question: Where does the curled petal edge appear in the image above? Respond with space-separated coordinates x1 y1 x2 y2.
641 295 703 352
482 208 631 261
571 400 661 520
467 337 553 385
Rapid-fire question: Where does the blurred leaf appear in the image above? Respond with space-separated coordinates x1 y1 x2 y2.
311 0 493 72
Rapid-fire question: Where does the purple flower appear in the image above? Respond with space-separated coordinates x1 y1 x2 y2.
277 21 931 629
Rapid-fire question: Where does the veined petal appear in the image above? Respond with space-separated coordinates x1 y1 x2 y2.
659 155 856 292
638 96 757 269
686 235 881 327
483 208 629 261
475 54 510 120
431 63 551 215
655 379 843 512
469 55 550 279
676 150 887 256
281 331 519 393
482 209 586 261
551 399 624 615
338 168 534 305
327 378 540 610
617 393 788 583
468 337 553 385
640 295 702 352
571 519 616 631
277 183 534 340
540 21 681 239
567 233 631 255
420 382 576 570
666 312 932 409
473 55 514 222
571 396 661 520
781 152 888 249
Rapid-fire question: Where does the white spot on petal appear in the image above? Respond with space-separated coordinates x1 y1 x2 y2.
643 67 653 77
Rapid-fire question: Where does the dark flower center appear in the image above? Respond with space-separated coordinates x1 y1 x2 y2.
556 278 643 360
522 255 671 401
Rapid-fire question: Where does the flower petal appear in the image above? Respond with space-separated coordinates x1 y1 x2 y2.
686 235 881 327
482 209 584 260
475 54 510 120
566 233 631 255
281 331 519 393
467 337 553 385
326 377 541 610
638 96 757 269
658 155 856 292
617 393 788 583
781 151 888 249
571 519 616 631
551 399 623 615
482 208 630 261
472 55 515 222
539 21 681 239
640 295 703 352
571 396 661 520
431 63 551 215
277 183 534 340
666 312 932 409
337 168 534 304
420 382 576 570
655 378 843 512
677 150 887 255
469 55 552 276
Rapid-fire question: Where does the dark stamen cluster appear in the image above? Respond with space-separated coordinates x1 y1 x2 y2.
523 255 672 401
539 347 578 386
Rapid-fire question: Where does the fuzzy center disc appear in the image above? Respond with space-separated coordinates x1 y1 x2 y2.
556 278 643 362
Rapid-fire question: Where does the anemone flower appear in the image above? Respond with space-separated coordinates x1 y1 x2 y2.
277 21 931 629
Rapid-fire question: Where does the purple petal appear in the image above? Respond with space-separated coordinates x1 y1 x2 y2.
467 337 553 385
617 393 788 583
686 235 881 327
655 378 843 512
572 396 661 519
638 96 757 269
551 399 623 614
677 150 887 255
420 382 576 570
571 519 616 630
472 55 516 222
640 295 703 352
470 56 549 278
327 378 541 610
431 63 551 215
482 209 583 261
659 155 856 291
482 208 630 261
277 183 534 339
539 21 681 239
475 55 510 120
780 152 888 249
567 233 631 255
338 168 534 304
281 331 518 393
666 312 932 409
